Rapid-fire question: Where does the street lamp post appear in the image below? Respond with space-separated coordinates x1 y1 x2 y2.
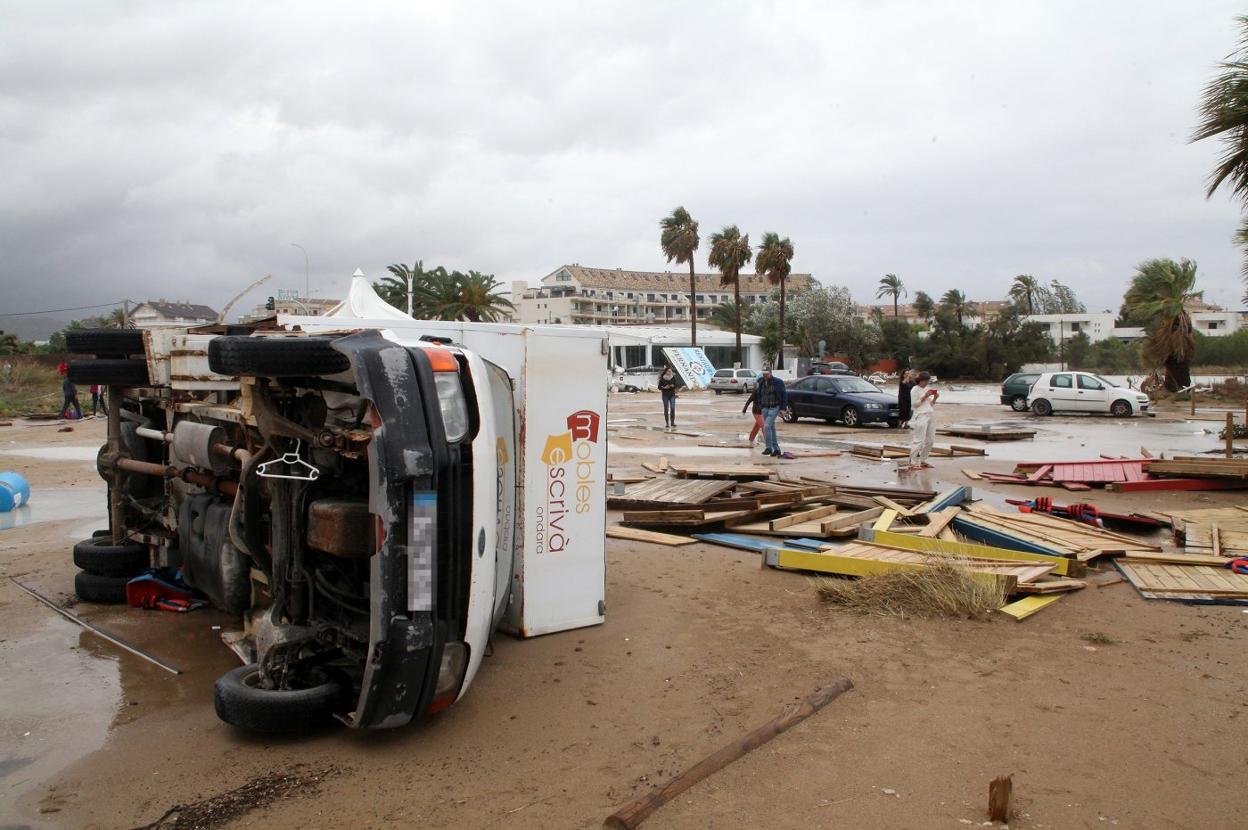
290 243 309 298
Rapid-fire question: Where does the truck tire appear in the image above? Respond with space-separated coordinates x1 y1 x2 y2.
73 538 148 576
66 329 145 357
208 336 350 377
74 570 129 604
67 359 149 386
213 664 347 733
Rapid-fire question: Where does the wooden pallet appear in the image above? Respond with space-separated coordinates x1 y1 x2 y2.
668 463 772 480
1117 559 1248 598
608 477 735 508
1144 458 1248 480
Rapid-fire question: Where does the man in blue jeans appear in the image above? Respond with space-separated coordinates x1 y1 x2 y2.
755 366 788 457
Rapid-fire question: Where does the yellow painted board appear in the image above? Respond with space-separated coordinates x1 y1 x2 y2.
868 528 1085 578
772 548 1016 593
998 594 1063 621
872 509 899 532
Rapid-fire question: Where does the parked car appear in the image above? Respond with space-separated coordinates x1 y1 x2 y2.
808 361 854 376
1000 372 1040 411
709 368 760 394
782 375 900 427
1027 371 1151 417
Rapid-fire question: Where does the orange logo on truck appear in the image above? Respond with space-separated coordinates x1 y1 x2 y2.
535 410 601 554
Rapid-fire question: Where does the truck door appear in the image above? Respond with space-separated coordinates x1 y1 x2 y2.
484 360 518 626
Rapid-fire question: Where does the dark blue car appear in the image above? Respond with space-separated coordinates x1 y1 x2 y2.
782 375 901 427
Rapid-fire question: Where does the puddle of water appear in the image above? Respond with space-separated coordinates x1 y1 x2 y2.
609 445 752 457
0 488 107 532
0 614 120 826
0 446 100 462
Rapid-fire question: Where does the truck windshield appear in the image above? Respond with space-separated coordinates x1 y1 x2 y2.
484 360 518 623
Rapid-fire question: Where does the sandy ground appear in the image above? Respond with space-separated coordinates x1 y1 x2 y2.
1 391 1246 830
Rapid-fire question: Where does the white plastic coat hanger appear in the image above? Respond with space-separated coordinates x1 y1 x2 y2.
256 439 320 481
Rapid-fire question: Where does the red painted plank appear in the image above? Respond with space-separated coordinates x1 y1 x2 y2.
1107 478 1248 493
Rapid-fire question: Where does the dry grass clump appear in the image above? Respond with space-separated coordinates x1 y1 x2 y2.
812 560 1006 620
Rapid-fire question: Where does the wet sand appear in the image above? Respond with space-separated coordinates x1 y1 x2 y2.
1 396 1245 829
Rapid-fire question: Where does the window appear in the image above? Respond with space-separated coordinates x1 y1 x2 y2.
736 370 755 378
795 377 819 390
815 378 836 393
1051 374 1073 389
647 294 655 302
1077 375 1104 391
1070 322 1081 332
714 369 733 378
696 295 705 302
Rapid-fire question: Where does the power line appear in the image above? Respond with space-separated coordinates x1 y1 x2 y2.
0 301 126 318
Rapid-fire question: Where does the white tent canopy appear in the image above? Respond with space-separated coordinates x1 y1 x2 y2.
324 269 414 321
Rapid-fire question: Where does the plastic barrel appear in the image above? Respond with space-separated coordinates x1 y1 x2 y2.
0 471 31 512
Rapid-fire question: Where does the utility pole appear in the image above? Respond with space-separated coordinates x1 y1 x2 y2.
122 299 129 328
290 243 310 298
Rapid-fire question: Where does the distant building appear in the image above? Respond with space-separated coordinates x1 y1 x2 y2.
857 299 1011 328
509 264 815 326
238 296 340 324
1025 308 1242 345
130 300 218 329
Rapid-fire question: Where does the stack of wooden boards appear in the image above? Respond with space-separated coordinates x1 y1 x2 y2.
1155 505 1248 558
847 442 986 460
937 424 1036 441
972 455 1248 492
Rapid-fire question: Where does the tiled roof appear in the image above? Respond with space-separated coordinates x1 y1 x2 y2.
547 265 813 294
134 301 219 319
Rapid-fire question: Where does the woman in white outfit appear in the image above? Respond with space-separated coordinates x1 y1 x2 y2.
909 371 939 470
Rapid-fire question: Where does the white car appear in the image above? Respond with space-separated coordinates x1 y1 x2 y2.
709 368 760 394
1027 371 1150 417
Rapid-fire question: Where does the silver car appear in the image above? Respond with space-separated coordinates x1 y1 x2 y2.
709 368 761 394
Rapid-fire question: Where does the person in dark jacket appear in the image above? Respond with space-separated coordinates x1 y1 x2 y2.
755 366 789 457
61 375 83 420
897 369 914 428
658 367 678 430
741 383 764 445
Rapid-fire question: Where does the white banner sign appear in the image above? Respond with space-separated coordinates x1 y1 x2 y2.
662 347 716 389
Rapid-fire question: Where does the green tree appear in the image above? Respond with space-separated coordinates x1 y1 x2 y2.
1050 280 1085 314
1193 15 1248 301
939 289 972 326
1065 332 1092 369
755 232 795 368
912 291 935 323
379 260 428 314
1009 274 1041 314
1123 257 1203 390
710 299 744 332
707 225 753 366
660 207 702 346
876 273 906 317
434 269 515 322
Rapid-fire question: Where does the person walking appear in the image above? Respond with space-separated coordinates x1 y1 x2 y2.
741 383 764 446
90 384 104 417
658 367 678 431
908 371 939 470
756 366 788 457
60 371 83 420
897 369 914 428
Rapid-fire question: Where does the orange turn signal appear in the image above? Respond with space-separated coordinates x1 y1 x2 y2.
424 348 459 373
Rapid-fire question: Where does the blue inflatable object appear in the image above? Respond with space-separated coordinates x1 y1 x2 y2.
0 471 31 512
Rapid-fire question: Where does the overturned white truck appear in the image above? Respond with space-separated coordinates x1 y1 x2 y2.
66 282 607 731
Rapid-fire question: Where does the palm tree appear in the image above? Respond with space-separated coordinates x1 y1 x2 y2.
876 274 906 317
912 291 935 323
940 289 971 326
1010 274 1040 314
1123 258 1203 391
660 207 701 345
755 232 795 368
709 299 743 330
452 270 515 322
1193 15 1248 299
707 225 753 365
380 261 428 315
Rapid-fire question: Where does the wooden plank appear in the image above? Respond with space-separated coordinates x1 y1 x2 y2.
867 528 1087 577
606 526 697 546
962 468 983 480
622 509 705 523
1015 578 1087 594
872 509 899 532
768 546 1019 594
641 462 663 473
917 507 960 538
1212 524 1221 558
872 496 914 516
769 504 839 531
820 507 885 533
998 595 1063 620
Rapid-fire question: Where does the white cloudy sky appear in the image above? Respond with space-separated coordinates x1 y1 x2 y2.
2 0 1246 330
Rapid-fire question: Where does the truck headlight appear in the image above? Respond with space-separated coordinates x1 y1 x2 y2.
434 373 470 442
428 641 468 713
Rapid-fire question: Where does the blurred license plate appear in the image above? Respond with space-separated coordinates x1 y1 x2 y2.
408 491 436 612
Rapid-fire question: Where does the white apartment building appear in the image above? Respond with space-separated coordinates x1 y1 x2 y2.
130 300 219 329
510 264 814 326
1025 310 1243 344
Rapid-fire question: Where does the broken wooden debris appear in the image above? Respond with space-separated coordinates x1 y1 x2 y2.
606 526 698 546
939 424 1036 441
998 594 1064 620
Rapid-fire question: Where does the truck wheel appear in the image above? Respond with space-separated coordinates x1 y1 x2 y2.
74 570 130 604
1010 395 1029 412
208 336 350 377
1110 399 1133 417
213 664 347 733
67 359 149 386
73 538 148 576
1031 399 1053 416
66 329 145 357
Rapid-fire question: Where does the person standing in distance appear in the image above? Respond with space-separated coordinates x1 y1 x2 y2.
897 369 914 429
908 371 939 469
658 366 678 431
756 366 789 457
741 381 764 447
